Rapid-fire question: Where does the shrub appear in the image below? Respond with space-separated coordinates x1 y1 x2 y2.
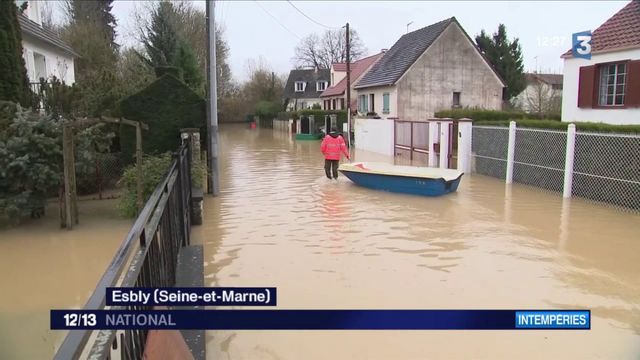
118 151 205 217
119 73 205 163
434 108 529 121
474 119 640 134
118 152 173 218
255 100 280 120
0 104 62 222
311 103 322 110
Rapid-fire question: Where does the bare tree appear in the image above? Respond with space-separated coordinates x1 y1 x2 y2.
293 28 366 69
524 78 561 118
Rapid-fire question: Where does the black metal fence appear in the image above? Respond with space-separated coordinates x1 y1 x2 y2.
54 141 193 360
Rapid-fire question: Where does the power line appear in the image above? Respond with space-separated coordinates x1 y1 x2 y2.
286 0 338 30
254 1 301 40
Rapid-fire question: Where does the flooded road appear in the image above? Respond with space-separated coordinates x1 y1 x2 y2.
0 199 131 359
194 125 640 359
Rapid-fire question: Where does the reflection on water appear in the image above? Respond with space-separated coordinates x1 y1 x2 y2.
194 125 640 359
0 199 131 359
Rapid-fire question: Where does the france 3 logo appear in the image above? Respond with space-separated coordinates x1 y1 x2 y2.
572 31 592 59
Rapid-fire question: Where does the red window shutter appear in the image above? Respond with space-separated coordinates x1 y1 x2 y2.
577 65 597 108
626 60 640 107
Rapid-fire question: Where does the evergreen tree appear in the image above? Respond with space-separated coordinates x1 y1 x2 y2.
61 0 119 116
0 1 31 106
476 24 526 101
65 0 117 50
140 2 204 93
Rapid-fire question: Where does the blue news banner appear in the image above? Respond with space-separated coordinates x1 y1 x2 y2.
51 287 590 330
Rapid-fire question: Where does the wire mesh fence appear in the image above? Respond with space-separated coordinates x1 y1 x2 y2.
472 124 640 213
513 128 567 193
573 132 640 210
472 126 509 179
76 152 125 199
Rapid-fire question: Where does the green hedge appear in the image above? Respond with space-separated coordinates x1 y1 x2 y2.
119 74 205 162
435 109 529 121
475 119 640 134
278 110 347 122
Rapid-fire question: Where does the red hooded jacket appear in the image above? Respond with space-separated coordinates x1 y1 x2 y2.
321 133 349 160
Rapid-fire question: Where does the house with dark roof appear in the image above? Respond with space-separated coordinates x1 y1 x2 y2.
354 17 504 120
283 68 331 111
561 0 640 124
17 1 78 86
320 52 385 111
513 73 563 114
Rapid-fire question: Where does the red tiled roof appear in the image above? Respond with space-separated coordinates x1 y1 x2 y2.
563 0 640 57
320 53 384 97
333 63 347 71
525 73 563 85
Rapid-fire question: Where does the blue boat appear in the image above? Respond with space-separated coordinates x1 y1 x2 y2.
338 162 463 197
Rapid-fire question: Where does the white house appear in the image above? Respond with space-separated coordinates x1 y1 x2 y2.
513 73 563 114
354 17 505 120
17 0 77 87
561 0 640 125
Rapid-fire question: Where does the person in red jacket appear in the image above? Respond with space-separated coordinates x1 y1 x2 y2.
320 128 350 179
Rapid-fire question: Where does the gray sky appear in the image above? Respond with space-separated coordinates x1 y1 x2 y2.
103 1 628 81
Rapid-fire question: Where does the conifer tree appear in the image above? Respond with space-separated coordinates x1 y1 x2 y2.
476 24 526 101
0 1 31 106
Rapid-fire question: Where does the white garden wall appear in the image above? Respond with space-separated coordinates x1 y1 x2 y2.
354 118 394 156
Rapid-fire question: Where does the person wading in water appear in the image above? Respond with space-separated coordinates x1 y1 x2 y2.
320 127 350 180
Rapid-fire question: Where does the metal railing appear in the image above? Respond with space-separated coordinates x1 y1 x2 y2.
54 141 193 360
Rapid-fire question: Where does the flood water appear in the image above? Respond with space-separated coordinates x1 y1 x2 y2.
194 125 640 359
0 199 131 359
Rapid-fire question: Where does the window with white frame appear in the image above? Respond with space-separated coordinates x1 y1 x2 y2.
316 81 327 91
295 81 306 92
598 63 626 106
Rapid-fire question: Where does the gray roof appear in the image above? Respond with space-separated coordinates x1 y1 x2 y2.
18 14 78 57
283 69 331 100
355 18 455 89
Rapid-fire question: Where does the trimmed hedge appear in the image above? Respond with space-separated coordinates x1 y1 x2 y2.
119 74 205 162
475 119 640 134
278 110 347 123
435 109 529 121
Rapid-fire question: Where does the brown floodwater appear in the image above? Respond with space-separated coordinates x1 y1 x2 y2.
0 199 131 359
193 125 640 359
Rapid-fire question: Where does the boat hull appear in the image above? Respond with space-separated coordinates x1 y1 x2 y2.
339 168 462 197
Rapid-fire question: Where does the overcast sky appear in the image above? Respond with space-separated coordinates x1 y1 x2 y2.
98 1 628 81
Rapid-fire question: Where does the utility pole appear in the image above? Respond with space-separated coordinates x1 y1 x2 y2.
345 22 351 148
206 0 220 195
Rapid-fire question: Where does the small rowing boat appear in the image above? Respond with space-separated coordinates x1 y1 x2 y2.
338 162 463 197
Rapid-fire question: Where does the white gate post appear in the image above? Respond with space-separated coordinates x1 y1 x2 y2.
457 118 473 173
428 120 438 167
563 124 577 198
505 121 516 184
439 120 452 169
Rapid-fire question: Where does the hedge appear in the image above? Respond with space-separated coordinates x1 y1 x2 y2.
277 110 347 123
435 109 529 121
119 73 205 162
474 119 640 134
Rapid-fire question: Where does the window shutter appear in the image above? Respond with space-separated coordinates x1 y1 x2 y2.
577 65 596 108
626 60 640 107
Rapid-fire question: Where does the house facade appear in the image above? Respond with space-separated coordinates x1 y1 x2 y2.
561 0 640 125
17 0 77 86
320 52 384 111
354 17 504 120
513 73 563 114
282 68 331 111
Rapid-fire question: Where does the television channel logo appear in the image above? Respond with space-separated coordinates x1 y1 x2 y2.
572 31 592 59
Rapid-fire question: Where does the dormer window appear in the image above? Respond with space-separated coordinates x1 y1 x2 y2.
316 81 327 92
295 81 306 92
